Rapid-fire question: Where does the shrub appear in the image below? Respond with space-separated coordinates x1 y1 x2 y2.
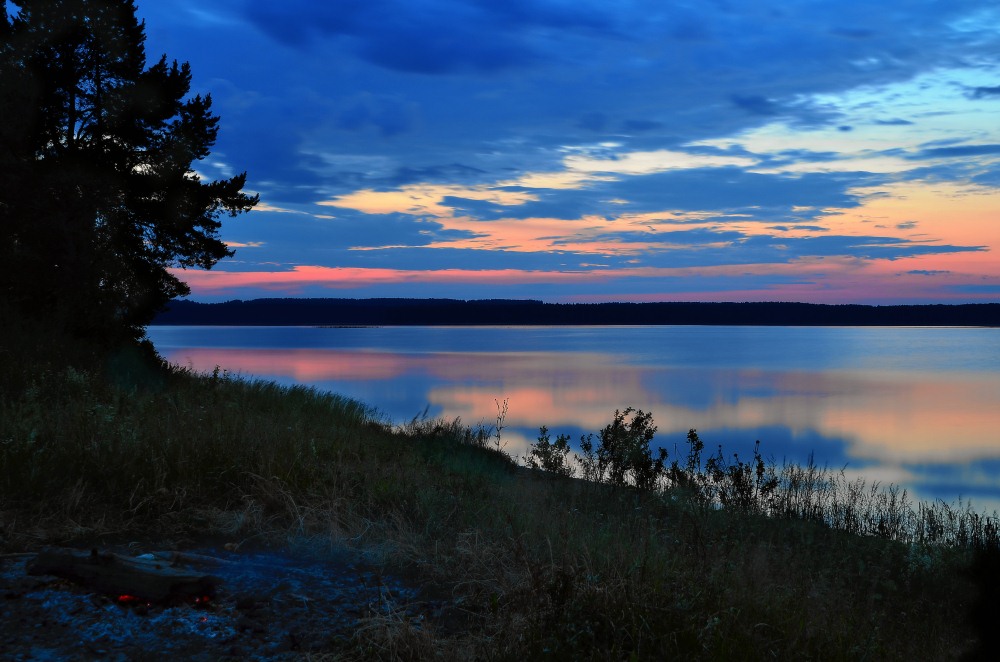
528 426 575 477
704 439 780 514
667 428 707 498
595 407 666 491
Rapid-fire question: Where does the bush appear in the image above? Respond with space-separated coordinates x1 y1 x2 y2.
527 426 575 477
596 407 666 490
704 439 780 514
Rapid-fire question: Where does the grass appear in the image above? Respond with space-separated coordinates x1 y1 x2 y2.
1 308 995 659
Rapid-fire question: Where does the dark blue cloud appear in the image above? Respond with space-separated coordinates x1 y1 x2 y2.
450 167 883 224
830 27 877 39
386 164 490 188
577 113 609 132
969 85 1000 99
736 234 985 262
971 166 1000 187
556 228 989 268
570 228 748 247
223 210 483 262
439 196 512 219
609 168 872 216
768 225 827 232
336 95 416 137
622 119 666 133
731 94 782 116
332 246 615 272
241 0 615 74
915 144 1000 158
948 284 1000 294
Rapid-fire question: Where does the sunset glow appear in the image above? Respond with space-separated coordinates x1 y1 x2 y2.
134 0 1000 304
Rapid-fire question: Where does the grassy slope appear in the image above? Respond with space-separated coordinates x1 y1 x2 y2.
0 311 986 659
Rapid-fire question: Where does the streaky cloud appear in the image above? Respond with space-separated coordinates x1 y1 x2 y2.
969 85 1000 99
916 144 1000 158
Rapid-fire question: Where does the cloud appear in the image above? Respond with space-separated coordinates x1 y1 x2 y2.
133 1 1000 304
948 284 1000 294
969 85 1000 99
241 0 614 74
608 168 870 217
336 94 417 137
731 94 782 116
916 144 1000 159
318 184 538 217
563 149 759 177
622 119 666 133
570 227 747 249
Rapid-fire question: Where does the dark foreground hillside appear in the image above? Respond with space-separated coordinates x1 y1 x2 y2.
154 298 1000 327
2 307 998 659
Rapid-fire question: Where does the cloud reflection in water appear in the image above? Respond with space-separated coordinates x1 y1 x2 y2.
154 326 1000 510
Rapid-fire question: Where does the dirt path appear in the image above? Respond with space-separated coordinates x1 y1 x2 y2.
0 545 443 660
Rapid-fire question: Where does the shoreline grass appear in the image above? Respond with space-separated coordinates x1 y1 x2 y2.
1 310 996 659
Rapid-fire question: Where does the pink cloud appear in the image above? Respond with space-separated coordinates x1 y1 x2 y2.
172 265 622 293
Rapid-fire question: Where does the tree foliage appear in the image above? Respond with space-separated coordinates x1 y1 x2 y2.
1 0 257 341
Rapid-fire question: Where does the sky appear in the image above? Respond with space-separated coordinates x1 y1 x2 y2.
132 0 1000 304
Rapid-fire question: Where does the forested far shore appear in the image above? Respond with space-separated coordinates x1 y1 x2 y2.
152 298 1000 327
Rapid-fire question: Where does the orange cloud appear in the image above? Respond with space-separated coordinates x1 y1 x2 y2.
319 184 537 216
171 259 842 294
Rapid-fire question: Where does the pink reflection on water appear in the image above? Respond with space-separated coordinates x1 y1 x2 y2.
163 347 423 381
160 346 1000 466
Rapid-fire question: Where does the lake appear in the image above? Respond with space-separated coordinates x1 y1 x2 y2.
147 325 1000 512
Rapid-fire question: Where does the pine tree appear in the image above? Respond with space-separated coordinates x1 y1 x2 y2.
1 0 257 341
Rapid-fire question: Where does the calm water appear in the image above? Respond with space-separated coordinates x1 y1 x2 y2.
147 325 1000 510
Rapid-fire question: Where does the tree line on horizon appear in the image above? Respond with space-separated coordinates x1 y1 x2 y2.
154 298 1000 326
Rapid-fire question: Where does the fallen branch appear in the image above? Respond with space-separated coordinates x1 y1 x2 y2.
27 549 221 603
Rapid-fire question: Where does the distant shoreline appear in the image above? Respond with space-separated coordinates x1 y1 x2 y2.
152 298 1000 327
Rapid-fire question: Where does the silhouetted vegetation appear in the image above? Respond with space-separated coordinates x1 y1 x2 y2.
154 297 1000 326
527 416 1000 551
3 4 998 657
1 0 256 342
3 305 998 659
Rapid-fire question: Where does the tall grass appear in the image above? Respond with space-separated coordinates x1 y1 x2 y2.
0 309 991 659
530 408 1000 551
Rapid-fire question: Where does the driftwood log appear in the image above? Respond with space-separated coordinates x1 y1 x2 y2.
26 549 221 603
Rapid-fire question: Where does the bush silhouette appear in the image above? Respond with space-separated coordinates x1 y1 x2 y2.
527 426 575 477
594 407 666 490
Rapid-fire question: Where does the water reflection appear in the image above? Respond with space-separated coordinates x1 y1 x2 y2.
150 326 1000 510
